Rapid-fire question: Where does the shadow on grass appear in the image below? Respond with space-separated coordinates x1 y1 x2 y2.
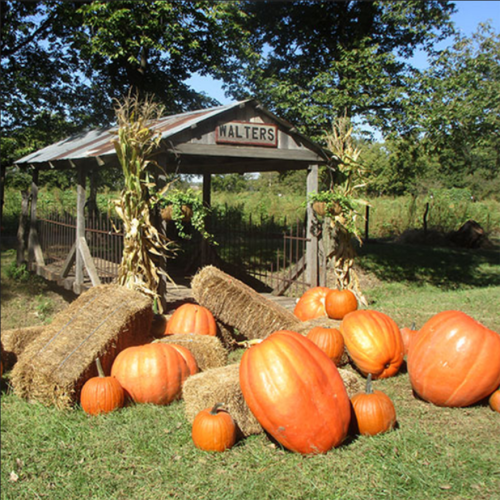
358 241 500 289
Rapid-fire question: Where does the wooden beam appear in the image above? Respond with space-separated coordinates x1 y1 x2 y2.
201 173 212 266
78 237 101 286
75 164 86 290
305 165 319 287
61 243 77 278
27 167 45 267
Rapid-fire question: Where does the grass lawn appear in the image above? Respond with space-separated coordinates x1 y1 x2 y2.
1 241 500 500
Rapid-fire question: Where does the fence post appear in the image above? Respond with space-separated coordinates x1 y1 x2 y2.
364 205 370 241
305 164 319 287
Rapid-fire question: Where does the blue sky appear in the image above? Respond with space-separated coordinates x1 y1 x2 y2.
187 1 500 105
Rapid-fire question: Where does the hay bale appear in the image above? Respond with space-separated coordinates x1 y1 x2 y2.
337 368 364 398
1 325 45 370
183 363 262 438
11 285 153 409
191 266 301 341
156 334 228 371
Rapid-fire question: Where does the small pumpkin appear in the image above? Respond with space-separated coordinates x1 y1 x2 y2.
293 286 330 321
239 330 351 454
306 326 345 366
192 403 237 452
408 311 500 407
111 343 190 405
80 358 125 416
400 322 418 357
340 310 404 379
351 374 397 436
165 303 217 337
325 289 357 320
489 389 500 413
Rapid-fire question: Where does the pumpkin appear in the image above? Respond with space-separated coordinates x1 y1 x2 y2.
340 310 404 379
293 286 330 321
80 358 125 416
350 374 397 436
111 343 190 405
489 389 500 413
239 330 351 454
191 403 237 452
325 289 357 320
400 323 418 357
165 303 217 336
169 343 199 376
407 311 500 407
306 326 345 366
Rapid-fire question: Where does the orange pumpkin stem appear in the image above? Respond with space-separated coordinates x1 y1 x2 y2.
365 373 373 395
210 403 225 415
95 358 105 378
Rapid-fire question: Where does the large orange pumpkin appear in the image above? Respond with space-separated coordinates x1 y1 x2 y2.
325 289 358 320
168 344 199 376
407 311 500 407
293 286 330 321
306 326 345 366
165 303 217 336
340 310 404 379
400 323 418 357
239 330 351 454
111 343 189 405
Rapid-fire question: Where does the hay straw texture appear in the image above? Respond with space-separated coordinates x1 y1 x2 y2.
11 285 153 409
183 363 262 437
337 368 364 398
191 266 301 341
156 334 228 371
1 325 45 370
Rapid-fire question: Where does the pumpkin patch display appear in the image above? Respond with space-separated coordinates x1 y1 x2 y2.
306 326 345 366
408 311 500 407
350 374 397 436
324 289 357 320
80 359 125 416
111 343 190 405
293 286 330 321
340 310 404 379
168 344 199 376
165 303 217 337
239 330 351 454
192 403 237 452
489 389 500 413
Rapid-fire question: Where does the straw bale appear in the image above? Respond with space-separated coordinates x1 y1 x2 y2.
337 368 364 398
191 266 301 341
11 285 153 409
155 334 228 371
1 325 45 370
183 363 263 437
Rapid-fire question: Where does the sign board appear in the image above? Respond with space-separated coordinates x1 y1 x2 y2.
216 121 278 147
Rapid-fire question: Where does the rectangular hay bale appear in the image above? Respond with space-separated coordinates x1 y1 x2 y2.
1 325 45 371
183 363 263 438
11 284 153 409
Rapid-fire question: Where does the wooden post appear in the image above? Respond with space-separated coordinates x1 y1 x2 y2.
305 164 319 287
75 165 86 293
17 190 30 265
201 172 212 266
364 205 370 241
27 167 45 269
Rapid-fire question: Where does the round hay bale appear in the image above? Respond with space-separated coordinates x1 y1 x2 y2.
183 363 262 438
155 333 228 371
1 325 45 371
191 266 301 341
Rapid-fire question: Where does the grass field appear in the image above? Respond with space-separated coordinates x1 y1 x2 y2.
1 239 500 500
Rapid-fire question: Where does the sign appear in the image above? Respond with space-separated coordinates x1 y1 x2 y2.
216 121 278 147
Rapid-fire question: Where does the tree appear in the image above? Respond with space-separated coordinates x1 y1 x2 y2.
223 0 456 141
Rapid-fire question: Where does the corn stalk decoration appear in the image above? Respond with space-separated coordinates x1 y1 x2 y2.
111 93 177 312
323 115 369 305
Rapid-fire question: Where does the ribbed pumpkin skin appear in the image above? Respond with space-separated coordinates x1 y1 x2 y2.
239 330 351 454
111 344 189 405
401 326 418 357
489 390 500 413
351 390 397 436
192 405 237 452
340 310 404 379
293 287 330 321
306 327 345 366
165 303 217 336
407 311 500 407
80 376 125 416
325 289 358 320
169 344 199 376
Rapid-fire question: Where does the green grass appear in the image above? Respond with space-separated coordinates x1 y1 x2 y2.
2 241 500 500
